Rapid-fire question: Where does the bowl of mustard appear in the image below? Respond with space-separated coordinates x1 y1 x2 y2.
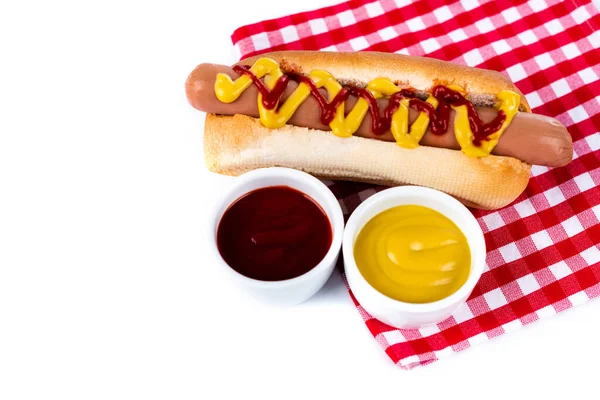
343 186 486 329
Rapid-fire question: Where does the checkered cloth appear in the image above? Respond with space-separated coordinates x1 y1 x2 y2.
230 0 600 369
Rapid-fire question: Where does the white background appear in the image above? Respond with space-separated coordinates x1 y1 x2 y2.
1 0 599 399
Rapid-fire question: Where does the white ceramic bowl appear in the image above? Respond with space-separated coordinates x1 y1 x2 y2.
209 167 344 307
343 186 486 329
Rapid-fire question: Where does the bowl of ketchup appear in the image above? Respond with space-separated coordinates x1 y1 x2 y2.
209 167 344 307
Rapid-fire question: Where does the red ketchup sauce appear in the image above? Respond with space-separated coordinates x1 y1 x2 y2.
216 186 332 281
232 65 506 145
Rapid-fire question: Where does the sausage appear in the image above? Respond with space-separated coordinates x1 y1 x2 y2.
186 63 573 167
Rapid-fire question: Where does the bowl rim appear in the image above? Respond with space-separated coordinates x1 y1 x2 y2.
208 167 344 289
342 185 487 313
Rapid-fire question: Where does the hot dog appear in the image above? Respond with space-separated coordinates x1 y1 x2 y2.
185 51 573 210
187 63 572 167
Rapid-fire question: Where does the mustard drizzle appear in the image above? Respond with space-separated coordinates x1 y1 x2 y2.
214 57 521 157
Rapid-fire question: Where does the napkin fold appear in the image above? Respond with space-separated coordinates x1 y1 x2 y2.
230 0 600 369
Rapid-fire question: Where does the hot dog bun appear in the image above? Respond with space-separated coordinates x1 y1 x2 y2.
199 51 543 209
205 113 530 210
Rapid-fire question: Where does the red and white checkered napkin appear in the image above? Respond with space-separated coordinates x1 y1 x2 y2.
231 0 600 368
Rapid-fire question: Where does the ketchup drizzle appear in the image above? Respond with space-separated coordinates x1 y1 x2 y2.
232 65 506 145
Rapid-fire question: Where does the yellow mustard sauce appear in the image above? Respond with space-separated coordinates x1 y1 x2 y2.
353 205 471 303
214 58 521 158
